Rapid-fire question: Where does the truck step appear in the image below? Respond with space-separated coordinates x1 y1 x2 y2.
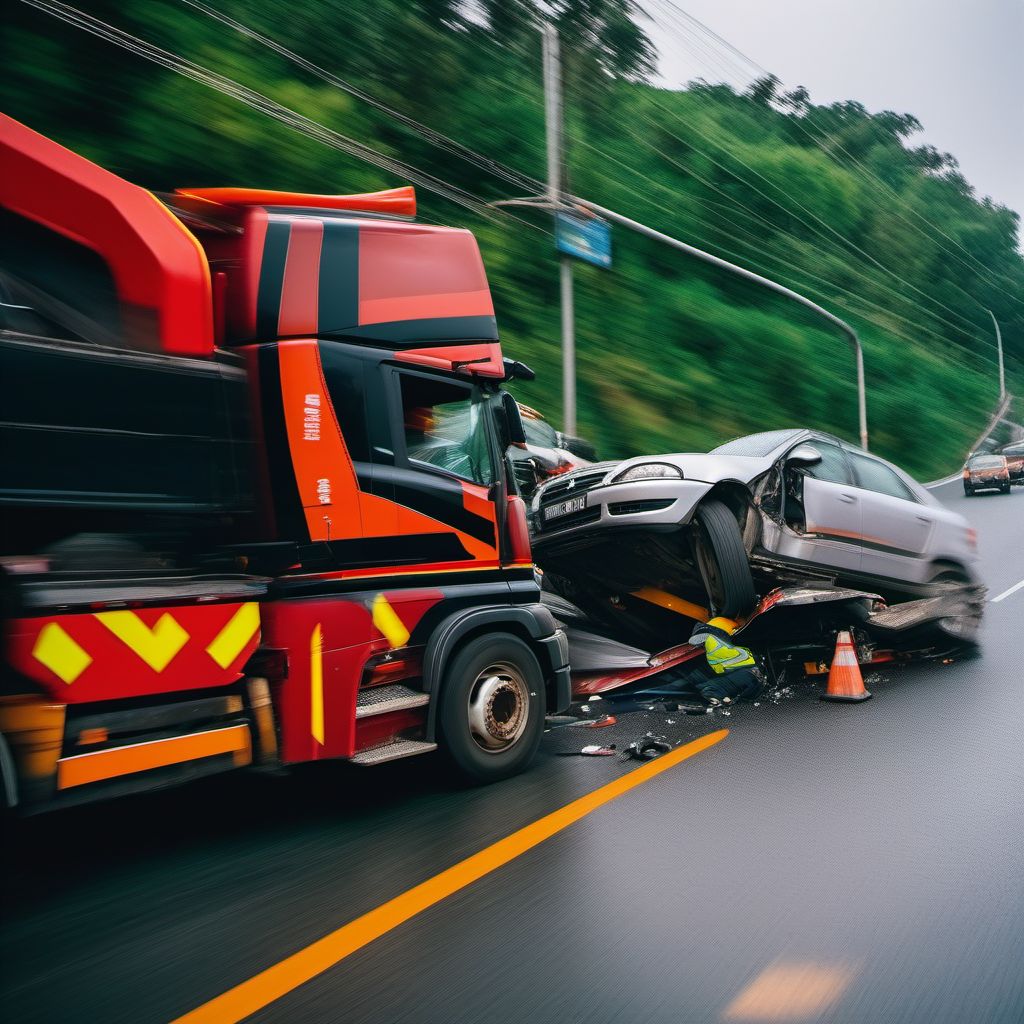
351 738 437 766
355 684 430 719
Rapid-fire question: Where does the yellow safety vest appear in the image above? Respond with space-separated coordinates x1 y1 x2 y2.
704 634 757 675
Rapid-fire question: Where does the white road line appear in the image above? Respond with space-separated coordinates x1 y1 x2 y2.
925 473 962 489
991 579 1024 603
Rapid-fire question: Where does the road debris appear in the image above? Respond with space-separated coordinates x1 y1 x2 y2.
622 733 672 761
575 714 617 729
557 744 617 757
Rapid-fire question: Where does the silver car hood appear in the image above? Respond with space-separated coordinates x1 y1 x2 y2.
603 452 776 486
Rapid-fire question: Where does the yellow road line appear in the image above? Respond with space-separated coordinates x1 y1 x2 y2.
172 729 729 1024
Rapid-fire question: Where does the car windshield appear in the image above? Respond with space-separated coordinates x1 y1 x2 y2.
521 414 559 449
710 429 801 457
968 456 1004 469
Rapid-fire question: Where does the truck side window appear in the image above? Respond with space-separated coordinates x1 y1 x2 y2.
0 209 120 345
398 373 494 487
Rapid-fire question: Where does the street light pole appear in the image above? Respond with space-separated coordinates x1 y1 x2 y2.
570 196 870 450
987 309 1006 400
542 22 576 434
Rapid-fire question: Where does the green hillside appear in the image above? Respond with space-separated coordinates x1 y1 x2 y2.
3 0 1022 479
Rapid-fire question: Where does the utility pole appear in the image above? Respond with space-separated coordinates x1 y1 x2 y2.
542 23 576 434
987 309 1006 400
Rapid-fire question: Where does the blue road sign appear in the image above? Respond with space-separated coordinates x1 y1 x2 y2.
555 212 612 269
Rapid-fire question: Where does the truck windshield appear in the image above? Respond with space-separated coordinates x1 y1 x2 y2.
400 374 495 487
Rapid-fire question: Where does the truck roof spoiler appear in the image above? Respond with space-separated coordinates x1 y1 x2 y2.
174 186 416 219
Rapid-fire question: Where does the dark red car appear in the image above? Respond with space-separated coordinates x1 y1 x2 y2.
995 441 1024 484
963 454 1011 495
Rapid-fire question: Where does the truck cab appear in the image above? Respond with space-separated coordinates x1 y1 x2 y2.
0 115 569 813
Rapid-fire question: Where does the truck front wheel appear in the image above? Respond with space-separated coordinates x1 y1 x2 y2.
439 633 545 783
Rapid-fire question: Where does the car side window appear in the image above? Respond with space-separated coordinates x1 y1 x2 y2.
847 451 917 502
801 442 852 485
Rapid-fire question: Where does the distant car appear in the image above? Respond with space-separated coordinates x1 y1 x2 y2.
508 403 594 498
963 453 1011 495
994 441 1024 484
530 429 980 631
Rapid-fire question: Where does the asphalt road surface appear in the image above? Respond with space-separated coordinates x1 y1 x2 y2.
2 481 1022 1024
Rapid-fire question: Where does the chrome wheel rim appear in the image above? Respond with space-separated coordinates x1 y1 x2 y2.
467 662 530 753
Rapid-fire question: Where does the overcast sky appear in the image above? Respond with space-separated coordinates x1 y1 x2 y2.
643 0 1023 219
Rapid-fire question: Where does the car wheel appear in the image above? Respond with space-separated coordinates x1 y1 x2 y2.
963 485 972 496
693 499 757 618
438 633 545 784
1002 483 1011 494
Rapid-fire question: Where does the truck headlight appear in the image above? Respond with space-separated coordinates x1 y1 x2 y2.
614 463 683 482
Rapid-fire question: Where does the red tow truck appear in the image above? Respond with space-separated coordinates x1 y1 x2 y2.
0 115 570 813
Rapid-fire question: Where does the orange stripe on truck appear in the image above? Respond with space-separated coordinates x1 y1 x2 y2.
57 724 252 790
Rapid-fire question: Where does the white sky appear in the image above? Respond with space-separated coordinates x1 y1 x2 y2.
643 0 1024 219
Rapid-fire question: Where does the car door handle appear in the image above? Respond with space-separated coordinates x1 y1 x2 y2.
838 493 857 503
915 515 931 523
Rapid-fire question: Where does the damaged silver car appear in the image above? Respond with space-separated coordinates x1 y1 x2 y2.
530 429 981 645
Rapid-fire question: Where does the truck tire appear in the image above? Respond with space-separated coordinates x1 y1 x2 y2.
438 633 545 784
693 499 757 618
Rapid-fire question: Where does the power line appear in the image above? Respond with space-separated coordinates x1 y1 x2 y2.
17 0 545 236
567 88 991 348
177 0 545 196
569 133 994 359
636 88 991 340
646 0 1023 297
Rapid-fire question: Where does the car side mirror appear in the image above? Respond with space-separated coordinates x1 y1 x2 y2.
787 444 823 467
501 391 527 445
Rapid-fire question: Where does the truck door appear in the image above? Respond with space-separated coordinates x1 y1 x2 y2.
370 367 501 569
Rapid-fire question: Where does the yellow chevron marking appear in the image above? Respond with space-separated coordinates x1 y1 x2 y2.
206 603 261 669
311 624 324 745
372 594 410 649
95 611 189 672
32 623 93 685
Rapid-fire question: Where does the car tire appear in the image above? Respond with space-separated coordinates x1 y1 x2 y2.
693 499 757 618
438 633 545 784
1001 483 1011 494
963 485 972 496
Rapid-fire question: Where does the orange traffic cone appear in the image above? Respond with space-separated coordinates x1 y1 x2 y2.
821 630 872 702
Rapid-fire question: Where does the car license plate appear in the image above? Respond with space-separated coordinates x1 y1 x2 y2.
544 497 587 521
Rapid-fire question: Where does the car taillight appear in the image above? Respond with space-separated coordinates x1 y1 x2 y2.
966 528 977 550
506 494 533 564
962 469 969 479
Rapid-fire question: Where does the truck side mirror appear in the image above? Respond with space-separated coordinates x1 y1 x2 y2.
787 444 823 467
501 391 527 445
